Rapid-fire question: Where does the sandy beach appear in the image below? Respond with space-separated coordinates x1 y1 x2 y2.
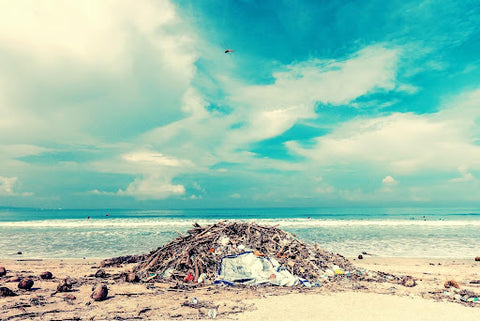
1 256 480 320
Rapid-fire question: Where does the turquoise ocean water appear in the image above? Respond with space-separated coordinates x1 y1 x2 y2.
1 207 479 259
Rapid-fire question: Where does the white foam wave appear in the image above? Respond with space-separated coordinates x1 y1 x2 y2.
1 218 480 228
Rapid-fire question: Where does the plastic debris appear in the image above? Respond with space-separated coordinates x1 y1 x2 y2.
162 268 174 279
207 309 217 319
332 265 344 275
215 252 304 286
218 236 230 246
185 272 194 282
197 273 208 284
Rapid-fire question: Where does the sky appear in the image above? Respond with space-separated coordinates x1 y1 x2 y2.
0 0 479 209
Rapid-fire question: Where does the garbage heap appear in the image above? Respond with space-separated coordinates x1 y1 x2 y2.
132 221 361 284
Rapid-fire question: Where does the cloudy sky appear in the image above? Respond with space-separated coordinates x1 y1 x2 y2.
0 0 479 209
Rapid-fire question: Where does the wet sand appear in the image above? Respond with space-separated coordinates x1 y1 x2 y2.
1 257 479 320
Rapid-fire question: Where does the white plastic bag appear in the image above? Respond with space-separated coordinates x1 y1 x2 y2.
215 252 303 286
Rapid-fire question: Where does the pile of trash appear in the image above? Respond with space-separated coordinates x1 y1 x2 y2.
130 221 361 285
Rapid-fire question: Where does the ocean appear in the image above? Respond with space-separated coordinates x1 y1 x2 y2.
0 207 479 259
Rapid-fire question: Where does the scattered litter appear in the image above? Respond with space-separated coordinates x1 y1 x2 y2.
198 273 208 284
207 309 217 319
144 273 157 282
185 272 194 282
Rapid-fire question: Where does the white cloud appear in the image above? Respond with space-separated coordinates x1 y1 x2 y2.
396 83 420 94
88 189 114 196
0 176 33 196
117 43 405 200
0 0 183 69
0 1 199 202
279 88 480 203
450 172 474 182
450 166 475 182
382 176 398 185
0 144 48 162
379 175 398 194
138 44 403 180
181 87 209 117
0 29 410 202
122 151 192 167
316 186 336 194
0 176 17 195
89 149 193 199
0 0 197 146
222 45 400 148
234 45 398 107
117 176 185 200
288 89 480 174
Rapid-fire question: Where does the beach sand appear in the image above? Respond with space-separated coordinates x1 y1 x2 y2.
1 257 480 320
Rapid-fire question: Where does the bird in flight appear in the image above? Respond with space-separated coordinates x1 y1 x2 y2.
224 49 235 54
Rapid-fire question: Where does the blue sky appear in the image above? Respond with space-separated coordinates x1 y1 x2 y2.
0 0 479 209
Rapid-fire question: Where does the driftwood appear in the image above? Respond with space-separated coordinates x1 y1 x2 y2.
100 255 145 268
5 310 69 321
132 221 356 283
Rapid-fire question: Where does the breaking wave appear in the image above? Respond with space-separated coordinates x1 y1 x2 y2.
1 217 480 228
